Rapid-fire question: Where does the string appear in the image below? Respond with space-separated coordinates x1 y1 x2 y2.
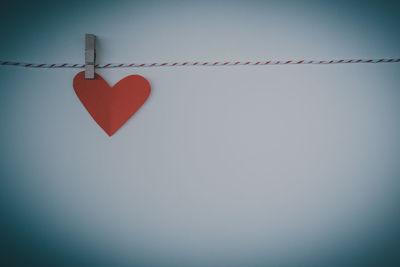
1 58 399 68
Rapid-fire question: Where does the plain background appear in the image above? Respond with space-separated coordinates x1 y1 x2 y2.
0 0 400 266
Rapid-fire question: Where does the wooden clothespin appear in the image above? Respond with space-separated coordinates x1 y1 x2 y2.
85 34 96 79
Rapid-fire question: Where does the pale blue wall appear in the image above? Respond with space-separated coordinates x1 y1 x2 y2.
1 0 400 266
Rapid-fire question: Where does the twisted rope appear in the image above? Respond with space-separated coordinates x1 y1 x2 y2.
1 58 399 68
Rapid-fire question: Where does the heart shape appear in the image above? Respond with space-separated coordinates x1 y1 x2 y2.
73 71 151 136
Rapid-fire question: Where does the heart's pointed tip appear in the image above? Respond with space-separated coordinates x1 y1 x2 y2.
106 131 115 137
105 128 118 137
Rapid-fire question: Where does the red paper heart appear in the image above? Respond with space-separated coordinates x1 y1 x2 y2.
73 71 151 136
